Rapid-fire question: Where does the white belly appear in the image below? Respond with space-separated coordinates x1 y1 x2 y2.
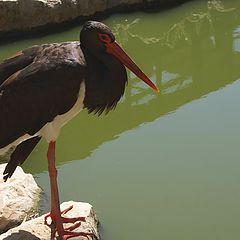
40 81 85 142
0 81 85 155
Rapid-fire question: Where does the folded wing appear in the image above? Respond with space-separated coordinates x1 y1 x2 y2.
0 59 84 148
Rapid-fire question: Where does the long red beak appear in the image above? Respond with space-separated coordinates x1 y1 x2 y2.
106 41 159 93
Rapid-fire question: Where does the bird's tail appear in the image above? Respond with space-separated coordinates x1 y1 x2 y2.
3 136 41 181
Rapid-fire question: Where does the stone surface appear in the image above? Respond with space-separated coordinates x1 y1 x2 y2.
0 0 168 33
0 0 107 32
0 201 100 240
107 0 142 8
0 164 41 234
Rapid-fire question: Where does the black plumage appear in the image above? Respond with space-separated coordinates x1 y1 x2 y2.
0 22 128 181
0 21 158 239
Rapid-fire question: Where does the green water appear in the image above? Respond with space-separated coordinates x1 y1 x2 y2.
1 0 240 239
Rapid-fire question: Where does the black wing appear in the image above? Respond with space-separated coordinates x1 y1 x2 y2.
0 60 84 148
0 45 44 86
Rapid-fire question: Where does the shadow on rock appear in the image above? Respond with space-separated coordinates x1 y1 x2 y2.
2 230 41 240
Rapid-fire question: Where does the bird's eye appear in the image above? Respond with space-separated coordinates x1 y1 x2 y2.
99 33 111 43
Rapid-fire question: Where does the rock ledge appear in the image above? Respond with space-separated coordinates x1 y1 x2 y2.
0 0 144 32
0 201 100 240
0 164 41 234
0 0 188 34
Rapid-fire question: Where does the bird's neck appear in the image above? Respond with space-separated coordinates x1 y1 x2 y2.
81 45 127 115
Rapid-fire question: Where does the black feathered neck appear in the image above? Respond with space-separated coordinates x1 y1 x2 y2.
81 45 127 115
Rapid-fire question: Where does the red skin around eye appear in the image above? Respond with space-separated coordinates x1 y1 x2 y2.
98 33 111 43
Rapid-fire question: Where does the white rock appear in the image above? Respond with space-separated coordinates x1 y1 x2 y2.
0 164 41 234
0 201 100 240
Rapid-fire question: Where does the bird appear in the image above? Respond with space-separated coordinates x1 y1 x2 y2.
0 21 159 239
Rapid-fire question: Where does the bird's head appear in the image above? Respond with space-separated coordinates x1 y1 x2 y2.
80 21 159 93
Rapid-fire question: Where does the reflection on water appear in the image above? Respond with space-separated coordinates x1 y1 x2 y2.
17 0 240 173
1 1 240 240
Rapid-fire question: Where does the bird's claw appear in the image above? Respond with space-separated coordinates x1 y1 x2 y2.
44 205 86 225
61 222 97 240
62 228 96 240
60 222 97 239
44 205 96 239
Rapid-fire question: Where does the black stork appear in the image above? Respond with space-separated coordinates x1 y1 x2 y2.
0 21 159 239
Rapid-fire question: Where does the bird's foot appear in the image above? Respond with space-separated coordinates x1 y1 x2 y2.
60 222 97 240
50 222 96 240
44 205 86 225
45 205 96 239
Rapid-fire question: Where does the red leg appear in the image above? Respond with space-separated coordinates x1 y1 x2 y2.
47 141 64 238
46 141 94 240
